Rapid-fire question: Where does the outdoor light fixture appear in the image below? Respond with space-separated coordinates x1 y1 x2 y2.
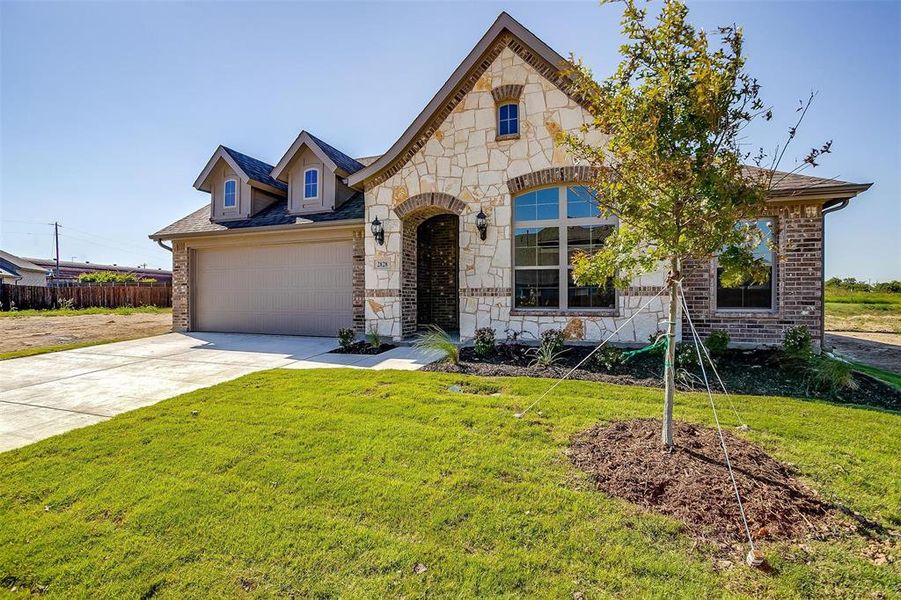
371 217 385 246
476 208 488 241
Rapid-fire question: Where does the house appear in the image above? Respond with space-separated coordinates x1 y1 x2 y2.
150 12 871 346
0 250 50 286
23 258 173 285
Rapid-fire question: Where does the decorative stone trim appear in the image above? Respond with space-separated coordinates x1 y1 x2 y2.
394 192 467 219
460 287 512 297
510 309 618 317
366 288 402 297
363 33 588 189
491 84 524 103
506 166 605 194
622 285 665 296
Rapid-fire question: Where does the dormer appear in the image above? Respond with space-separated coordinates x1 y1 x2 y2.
193 146 287 222
270 131 364 215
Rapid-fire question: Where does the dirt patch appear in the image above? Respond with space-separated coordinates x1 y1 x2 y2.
569 419 832 546
424 346 901 410
826 331 901 376
0 312 172 353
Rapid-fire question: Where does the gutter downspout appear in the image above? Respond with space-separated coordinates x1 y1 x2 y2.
156 240 173 252
820 199 850 350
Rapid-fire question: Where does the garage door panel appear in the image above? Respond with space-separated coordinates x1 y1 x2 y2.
193 240 353 336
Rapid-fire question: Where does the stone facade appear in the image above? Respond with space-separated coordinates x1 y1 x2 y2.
363 45 669 343
682 203 825 347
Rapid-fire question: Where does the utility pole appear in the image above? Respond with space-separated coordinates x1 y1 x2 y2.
53 222 60 278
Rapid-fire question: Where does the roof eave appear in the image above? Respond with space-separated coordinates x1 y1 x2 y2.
765 182 873 202
149 218 365 241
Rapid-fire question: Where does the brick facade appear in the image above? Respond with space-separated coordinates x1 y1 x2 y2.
171 240 190 332
416 214 459 331
352 230 365 332
682 203 824 347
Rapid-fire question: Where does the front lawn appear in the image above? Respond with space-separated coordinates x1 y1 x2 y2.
1 371 897 597
0 306 170 318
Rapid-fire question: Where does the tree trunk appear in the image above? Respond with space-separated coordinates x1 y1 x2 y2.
662 257 681 449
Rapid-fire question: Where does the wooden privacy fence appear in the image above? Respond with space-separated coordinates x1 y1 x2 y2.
1 283 172 310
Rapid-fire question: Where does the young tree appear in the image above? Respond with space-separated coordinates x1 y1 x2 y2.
560 0 830 448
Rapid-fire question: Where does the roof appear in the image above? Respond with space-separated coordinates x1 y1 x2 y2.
23 258 171 276
744 166 873 200
151 192 365 239
354 155 382 167
221 147 288 193
0 267 18 279
306 134 364 174
0 249 46 273
347 12 571 188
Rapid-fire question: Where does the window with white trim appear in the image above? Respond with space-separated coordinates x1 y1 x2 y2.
303 168 319 199
513 185 616 310
715 218 776 310
223 179 237 208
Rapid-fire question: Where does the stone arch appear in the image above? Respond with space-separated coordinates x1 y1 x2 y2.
506 166 605 195
394 192 466 220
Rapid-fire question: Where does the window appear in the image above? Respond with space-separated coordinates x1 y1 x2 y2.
513 185 616 310
223 179 237 208
716 218 776 310
498 102 519 137
303 168 319 199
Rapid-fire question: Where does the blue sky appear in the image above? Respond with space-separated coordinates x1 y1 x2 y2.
1 1 898 279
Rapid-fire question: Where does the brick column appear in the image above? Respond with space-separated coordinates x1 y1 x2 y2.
171 241 190 332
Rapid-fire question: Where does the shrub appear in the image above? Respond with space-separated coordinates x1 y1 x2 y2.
366 326 382 350
415 325 460 365
337 328 355 350
56 297 76 310
76 271 139 284
529 343 567 368
590 345 624 371
473 327 496 357
705 329 730 356
539 329 565 354
783 325 813 359
804 356 857 396
675 342 700 368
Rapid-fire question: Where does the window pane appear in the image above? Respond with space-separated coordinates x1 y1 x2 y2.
567 186 601 218
224 180 236 207
716 219 775 309
499 103 519 136
568 271 615 308
567 224 614 260
514 189 559 221
515 270 560 308
513 227 559 266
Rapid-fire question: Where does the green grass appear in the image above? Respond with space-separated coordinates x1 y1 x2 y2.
1 371 898 598
0 338 141 361
825 287 901 333
849 362 901 390
0 306 170 318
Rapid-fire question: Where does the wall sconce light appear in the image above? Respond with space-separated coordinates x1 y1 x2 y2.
370 217 385 246
476 208 488 241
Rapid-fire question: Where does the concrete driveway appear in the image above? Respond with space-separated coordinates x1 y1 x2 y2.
0 332 440 453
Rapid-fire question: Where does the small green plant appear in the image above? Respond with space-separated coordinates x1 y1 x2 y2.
529 343 567 369
366 326 382 350
804 355 857 396
675 342 700 368
415 325 460 365
56 297 76 310
705 329 730 356
783 325 813 359
8 300 17 312
539 329 565 354
590 345 624 371
337 328 355 350
473 327 496 357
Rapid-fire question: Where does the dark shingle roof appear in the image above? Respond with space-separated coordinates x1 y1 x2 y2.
743 166 872 198
222 146 288 193
307 134 365 174
151 193 364 239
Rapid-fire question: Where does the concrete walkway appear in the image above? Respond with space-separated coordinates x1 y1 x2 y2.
0 332 441 453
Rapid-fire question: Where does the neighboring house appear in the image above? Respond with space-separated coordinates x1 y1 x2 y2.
151 12 871 346
0 250 50 286
23 258 173 285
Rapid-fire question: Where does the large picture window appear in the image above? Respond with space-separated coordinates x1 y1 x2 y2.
716 218 776 310
513 185 616 310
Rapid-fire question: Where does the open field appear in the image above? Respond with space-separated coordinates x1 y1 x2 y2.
1 370 897 598
0 306 170 319
0 310 171 358
824 288 901 334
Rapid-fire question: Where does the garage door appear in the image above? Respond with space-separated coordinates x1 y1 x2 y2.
193 240 353 336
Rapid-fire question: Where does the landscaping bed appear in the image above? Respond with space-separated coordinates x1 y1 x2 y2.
569 419 833 549
328 341 397 355
423 344 901 409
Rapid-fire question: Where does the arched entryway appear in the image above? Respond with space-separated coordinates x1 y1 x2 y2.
396 193 465 338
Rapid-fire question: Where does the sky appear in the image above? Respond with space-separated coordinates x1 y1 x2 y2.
1 1 898 279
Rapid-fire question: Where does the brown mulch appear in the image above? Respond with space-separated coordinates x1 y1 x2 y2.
329 341 397 355
568 419 833 546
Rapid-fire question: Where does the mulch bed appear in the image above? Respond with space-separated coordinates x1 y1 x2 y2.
568 419 833 546
329 341 397 355
422 345 900 410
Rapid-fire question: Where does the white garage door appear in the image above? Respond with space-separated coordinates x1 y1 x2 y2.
193 240 353 336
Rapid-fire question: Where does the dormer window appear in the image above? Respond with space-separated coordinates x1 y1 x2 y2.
498 103 519 137
223 179 237 208
303 168 319 200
